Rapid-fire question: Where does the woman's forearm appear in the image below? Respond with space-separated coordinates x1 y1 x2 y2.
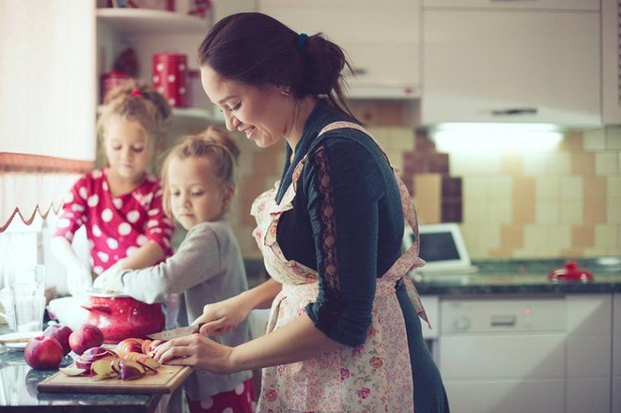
241 278 282 310
230 314 342 371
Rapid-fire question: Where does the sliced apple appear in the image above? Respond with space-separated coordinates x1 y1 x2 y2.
119 359 146 381
134 354 160 372
59 366 88 377
116 338 145 357
90 358 119 381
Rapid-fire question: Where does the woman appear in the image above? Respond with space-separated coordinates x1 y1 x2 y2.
154 12 450 412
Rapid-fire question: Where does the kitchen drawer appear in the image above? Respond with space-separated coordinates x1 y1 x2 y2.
422 0 599 11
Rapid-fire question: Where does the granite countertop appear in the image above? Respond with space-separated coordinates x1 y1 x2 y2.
412 257 621 296
245 257 621 296
0 329 162 413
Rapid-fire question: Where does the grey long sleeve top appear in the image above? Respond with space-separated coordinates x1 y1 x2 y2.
113 220 252 399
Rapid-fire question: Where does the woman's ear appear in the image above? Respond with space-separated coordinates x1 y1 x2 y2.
277 85 291 96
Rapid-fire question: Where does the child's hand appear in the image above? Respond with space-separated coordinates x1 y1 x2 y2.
66 263 93 298
196 295 251 336
93 264 124 294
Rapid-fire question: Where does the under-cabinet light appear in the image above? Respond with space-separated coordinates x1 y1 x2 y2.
431 123 563 153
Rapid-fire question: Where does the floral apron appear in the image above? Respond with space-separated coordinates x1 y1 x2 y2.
251 121 429 413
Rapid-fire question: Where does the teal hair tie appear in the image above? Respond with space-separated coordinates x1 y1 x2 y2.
297 33 308 53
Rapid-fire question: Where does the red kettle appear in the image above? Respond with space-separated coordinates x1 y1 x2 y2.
548 260 594 283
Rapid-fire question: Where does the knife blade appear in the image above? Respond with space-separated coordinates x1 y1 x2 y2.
147 324 204 341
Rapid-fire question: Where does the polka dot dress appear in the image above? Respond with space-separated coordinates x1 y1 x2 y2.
54 169 174 274
186 378 255 413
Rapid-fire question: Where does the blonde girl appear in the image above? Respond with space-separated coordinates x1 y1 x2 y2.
95 125 255 413
50 80 175 326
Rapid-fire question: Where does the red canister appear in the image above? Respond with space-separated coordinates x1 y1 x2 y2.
152 53 188 108
100 71 132 104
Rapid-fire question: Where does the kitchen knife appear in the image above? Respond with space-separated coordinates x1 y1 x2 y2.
147 324 204 341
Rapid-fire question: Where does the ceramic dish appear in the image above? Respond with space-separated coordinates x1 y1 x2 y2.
0 331 42 350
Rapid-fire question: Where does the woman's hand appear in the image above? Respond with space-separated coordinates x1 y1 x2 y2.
152 333 235 374
194 294 253 336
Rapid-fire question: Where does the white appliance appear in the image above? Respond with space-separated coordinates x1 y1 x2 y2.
438 297 567 413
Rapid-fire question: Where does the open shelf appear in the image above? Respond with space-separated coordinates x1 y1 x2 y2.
97 8 208 35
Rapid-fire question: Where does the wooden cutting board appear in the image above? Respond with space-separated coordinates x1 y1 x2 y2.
38 363 193 394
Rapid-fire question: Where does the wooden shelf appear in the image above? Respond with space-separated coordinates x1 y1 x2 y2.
97 8 208 35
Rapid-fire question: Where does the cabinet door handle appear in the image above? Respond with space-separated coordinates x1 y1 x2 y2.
490 315 517 327
491 108 538 116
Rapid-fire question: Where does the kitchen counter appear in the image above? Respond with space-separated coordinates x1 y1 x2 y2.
411 257 621 296
0 329 163 413
244 256 621 296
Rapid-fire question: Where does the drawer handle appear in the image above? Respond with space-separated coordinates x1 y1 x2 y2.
491 108 538 116
490 315 517 327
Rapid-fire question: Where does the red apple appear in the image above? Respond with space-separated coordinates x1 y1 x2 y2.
23 336 64 370
69 324 104 355
43 324 73 355
115 337 144 357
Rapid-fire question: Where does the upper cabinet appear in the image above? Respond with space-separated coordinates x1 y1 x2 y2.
602 0 621 124
421 0 601 127
259 0 421 99
96 7 214 121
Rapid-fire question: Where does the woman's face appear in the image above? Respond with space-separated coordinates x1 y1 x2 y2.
200 65 291 148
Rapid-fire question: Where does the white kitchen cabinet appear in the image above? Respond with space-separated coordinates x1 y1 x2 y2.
437 294 613 413
613 293 621 413
421 0 601 126
259 0 421 99
602 0 621 124
565 294 612 413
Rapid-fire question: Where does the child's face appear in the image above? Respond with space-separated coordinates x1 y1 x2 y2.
167 156 232 230
103 115 153 182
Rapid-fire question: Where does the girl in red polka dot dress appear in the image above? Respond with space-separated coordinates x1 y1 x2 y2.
49 80 176 324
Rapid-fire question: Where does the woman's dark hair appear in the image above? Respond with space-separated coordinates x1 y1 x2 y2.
198 12 357 120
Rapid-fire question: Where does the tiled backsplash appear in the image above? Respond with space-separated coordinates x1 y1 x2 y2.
230 103 621 261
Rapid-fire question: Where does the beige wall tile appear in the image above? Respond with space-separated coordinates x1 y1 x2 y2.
608 199 621 223
463 200 490 225
571 151 596 176
500 154 523 176
488 200 512 225
560 200 583 225
605 126 621 150
545 152 571 175
560 132 583 151
595 152 619 175
536 176 560 199
560 176 583 200
522 152 549 176
536 199 561 224
607 176 621 198
489 177 513 200
413 174 442 224
512 177 536 224
572 225 595 248
583 129 606 151
499 224 524 251
594 224 619 251
549 224 572 251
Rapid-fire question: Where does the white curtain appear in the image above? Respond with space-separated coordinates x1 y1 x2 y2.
0 0 97 230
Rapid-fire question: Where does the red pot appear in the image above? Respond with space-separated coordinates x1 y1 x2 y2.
82 291 165 344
